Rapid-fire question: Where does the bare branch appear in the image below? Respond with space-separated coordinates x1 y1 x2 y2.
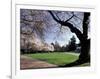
48 11 62 24
73 15 83 21
48 11 83 41
65 13 74 22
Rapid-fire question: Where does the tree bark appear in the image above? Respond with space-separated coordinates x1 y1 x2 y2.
78 39 90 63
78 12 90 63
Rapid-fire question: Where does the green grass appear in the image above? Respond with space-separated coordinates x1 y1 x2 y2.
25 52 79 66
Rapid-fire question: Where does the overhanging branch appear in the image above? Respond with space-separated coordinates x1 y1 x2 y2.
48 11 83 41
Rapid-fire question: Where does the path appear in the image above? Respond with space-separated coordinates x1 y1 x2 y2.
20 55 57 69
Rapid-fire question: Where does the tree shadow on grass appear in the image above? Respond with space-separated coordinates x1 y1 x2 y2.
59 58 90 67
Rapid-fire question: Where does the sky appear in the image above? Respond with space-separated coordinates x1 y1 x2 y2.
44 26 80 46
20 9 87 46
41 10 81 46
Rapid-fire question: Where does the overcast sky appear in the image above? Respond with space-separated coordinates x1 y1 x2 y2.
44 26 80 46
20 9 88 46
39 10 81 46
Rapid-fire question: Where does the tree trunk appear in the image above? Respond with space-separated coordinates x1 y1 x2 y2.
78 39 90 63
78 12 90 63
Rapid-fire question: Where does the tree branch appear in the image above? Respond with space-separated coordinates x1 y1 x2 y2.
65 12 74 22
48 11 62 24
48 11 83 41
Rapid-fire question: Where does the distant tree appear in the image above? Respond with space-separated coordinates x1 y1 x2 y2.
61 45 66 52
51 41 61 51
67 36 76 51
55 41 61 51
51 42 55 46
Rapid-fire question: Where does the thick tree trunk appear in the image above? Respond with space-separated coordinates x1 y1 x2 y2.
78 12 90 63
78 39 90 63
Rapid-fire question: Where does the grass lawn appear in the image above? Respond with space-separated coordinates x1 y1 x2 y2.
25 52 79 66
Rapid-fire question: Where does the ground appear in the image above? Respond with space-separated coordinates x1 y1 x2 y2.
20 55 57 69
20 52 90 70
